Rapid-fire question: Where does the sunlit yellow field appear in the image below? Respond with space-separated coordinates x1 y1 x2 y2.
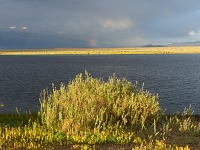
1 46 200 55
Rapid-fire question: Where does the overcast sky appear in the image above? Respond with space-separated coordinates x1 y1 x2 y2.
1 0 200 49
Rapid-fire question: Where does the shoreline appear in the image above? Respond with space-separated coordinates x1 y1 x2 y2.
1 46 200 55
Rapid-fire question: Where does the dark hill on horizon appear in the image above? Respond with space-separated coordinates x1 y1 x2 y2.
142 41 200 47
142 44 166 47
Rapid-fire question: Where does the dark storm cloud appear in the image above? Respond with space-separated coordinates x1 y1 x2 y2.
0 30 88 49
1 0 200 48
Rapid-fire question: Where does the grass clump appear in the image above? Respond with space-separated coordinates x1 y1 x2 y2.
39 71 160 134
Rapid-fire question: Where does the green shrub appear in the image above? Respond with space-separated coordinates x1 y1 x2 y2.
39 71 160 133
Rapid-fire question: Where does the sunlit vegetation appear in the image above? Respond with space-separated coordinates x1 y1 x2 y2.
1 46 200 55
0 72 200 149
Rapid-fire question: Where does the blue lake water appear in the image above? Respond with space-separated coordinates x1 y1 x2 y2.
0 54 200 114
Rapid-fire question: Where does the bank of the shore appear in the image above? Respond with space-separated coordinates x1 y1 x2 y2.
1 46 200 55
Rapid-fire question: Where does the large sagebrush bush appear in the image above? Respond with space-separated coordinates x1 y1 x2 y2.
39 71 160 132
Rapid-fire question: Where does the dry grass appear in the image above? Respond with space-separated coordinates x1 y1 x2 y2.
1 46 200 55
39 71 160 133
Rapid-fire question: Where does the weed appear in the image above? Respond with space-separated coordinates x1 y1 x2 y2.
39 71 160 133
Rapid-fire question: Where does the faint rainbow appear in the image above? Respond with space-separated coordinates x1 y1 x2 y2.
88 37 96 47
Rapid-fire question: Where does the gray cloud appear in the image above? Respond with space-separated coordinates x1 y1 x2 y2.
1 0 200 48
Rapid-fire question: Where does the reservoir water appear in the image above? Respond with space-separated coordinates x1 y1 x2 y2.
0 54 200 114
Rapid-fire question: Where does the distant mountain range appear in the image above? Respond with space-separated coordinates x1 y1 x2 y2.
142 44 166 47
142 41 200 47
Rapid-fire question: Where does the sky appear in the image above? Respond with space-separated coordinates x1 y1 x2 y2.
1 0 200 49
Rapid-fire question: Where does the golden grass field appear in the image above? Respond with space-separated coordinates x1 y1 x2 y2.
1 46 200 55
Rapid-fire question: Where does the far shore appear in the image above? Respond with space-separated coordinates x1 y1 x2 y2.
1 46 200 55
